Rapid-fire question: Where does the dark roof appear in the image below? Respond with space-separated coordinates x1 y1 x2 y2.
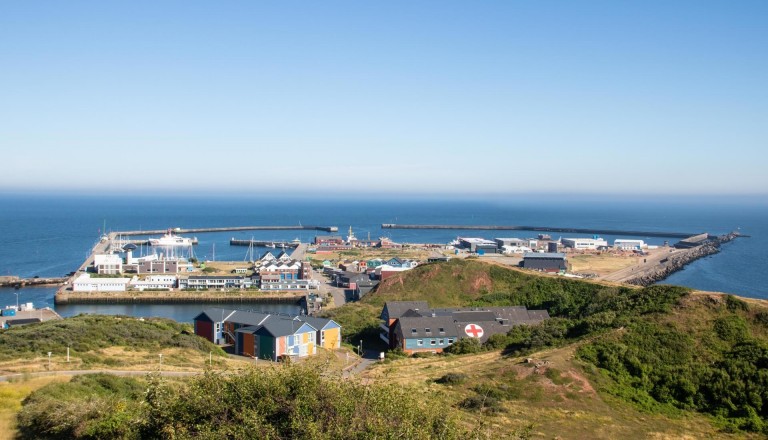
523 252 566 259
381 301 430 320
198 308 339 336
451 311 497 322
256 317 316 338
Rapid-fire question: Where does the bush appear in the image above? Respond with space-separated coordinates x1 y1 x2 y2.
436 373 468 385
444 337 483 355
19 365 469 439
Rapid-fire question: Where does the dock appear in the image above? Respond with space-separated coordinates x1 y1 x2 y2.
0 277 67 288
381 224 703 239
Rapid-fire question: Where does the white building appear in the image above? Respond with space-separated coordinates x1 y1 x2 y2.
614 239 647 250
129 275 177 291
72 273 130 292
93 254 123 275
561 237 609 250
501 245 532 254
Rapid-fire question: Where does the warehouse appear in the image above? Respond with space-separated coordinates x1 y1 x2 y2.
522 252 568 272
561 237 608 250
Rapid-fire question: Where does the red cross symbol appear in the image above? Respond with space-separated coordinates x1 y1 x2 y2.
464 324 484 338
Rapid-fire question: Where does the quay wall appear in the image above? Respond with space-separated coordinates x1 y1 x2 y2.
382 224 700 239
625 233 740 287
55 290 306 305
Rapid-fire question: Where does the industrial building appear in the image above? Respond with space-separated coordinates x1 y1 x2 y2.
495 238 527 248
458 237 498 254
179 276 253 290
561 237 608 250
613 239 647 250
522 252 568 272
72 273 131 292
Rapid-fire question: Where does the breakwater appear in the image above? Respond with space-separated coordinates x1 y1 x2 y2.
382 224 700 239
229 239 299 248
626 233 740 287
117 225 338 236
0 277 67 288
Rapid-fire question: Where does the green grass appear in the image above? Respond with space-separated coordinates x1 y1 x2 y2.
0 314 224 361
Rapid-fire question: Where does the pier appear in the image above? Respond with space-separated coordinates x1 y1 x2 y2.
381 224 703 239
54 290 306 305
117 225 338 236
229 239 299 249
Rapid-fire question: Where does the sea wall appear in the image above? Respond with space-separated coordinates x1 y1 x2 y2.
626 233 739 287
55 290 306 305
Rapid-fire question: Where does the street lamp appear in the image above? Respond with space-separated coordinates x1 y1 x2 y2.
47 352 52 370
359 340 363 357
14 292 19 309
159 353 163 369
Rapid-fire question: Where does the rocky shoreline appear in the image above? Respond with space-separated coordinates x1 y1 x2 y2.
625 233 740 287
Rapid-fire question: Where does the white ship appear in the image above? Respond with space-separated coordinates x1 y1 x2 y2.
149 230 193 247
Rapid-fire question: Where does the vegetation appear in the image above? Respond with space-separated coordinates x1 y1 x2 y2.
328 259 768 434
18 366 468 439
0 314 224 361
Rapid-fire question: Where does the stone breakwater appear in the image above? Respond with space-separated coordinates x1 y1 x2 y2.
626 233 740 287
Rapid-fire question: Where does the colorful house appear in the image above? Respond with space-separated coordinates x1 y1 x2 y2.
193 308 342 361
236 317 317 360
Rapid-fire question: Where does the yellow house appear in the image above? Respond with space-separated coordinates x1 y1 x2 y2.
302 316 342 350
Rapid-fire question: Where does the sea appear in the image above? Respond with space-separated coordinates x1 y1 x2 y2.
1 194 766 323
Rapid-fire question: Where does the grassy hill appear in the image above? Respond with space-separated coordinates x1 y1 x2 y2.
321 259 768 436
0 315 227 372
10 260 768 438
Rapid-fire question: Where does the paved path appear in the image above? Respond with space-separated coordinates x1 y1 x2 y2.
601 247 683 282
0 369 202 382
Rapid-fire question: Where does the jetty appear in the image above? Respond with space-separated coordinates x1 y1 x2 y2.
382 224 702 239
229 239 299 249
117 225 337 236
0 276 67 288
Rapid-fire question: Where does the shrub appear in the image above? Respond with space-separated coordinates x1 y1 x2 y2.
444 337 483 355
436 373 468 385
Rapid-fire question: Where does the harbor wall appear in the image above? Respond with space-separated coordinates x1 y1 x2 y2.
55 290 306 305
382 224 700 239
625 233 739 287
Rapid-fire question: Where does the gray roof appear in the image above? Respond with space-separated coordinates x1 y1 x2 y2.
387 303 550 343
199 308 338 336
381 301 430 320
523 252 566 259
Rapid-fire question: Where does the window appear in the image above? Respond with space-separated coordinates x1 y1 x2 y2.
438 339 444 345
417 339 423 346
320 330 325 343
430 339 436 346
448 338 455 344
439 327 445 334
411 328 417 334
425 328 431 333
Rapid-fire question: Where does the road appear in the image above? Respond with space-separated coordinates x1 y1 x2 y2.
0 369 202 383
600 247 683 283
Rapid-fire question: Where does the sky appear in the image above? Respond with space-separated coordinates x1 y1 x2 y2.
1 1 767 197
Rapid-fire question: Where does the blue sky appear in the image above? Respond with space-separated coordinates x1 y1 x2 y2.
1 1 766 196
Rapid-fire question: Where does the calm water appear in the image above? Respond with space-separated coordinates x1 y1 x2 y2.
1 194 766 321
